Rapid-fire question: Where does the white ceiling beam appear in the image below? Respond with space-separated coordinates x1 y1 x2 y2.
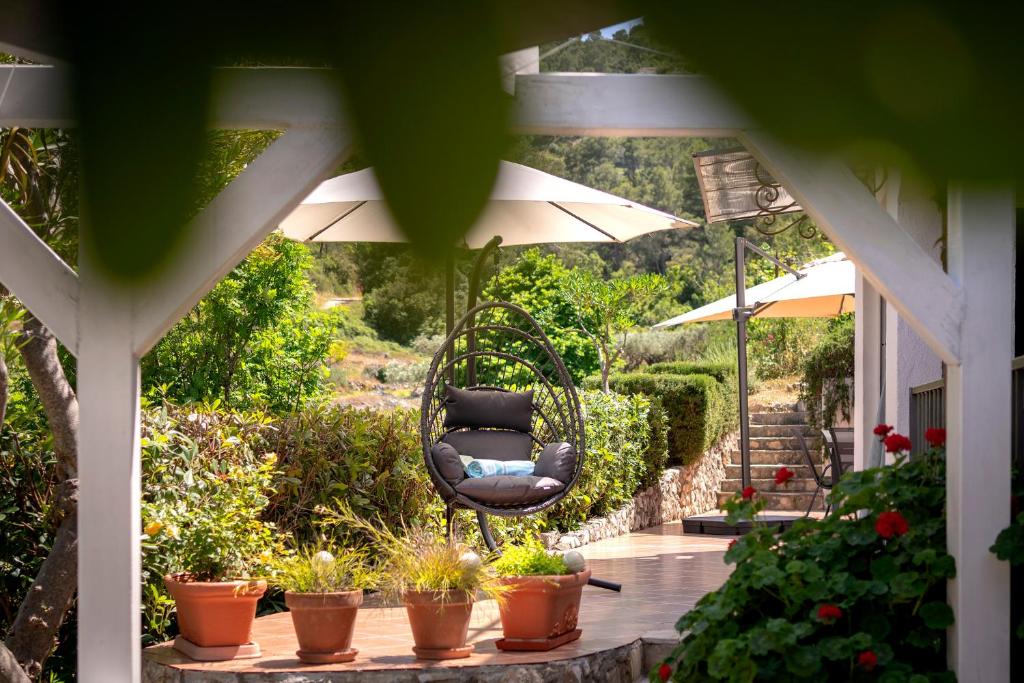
740 129 962 365
0 199 79 353
511 73 750 137
131 125 352 356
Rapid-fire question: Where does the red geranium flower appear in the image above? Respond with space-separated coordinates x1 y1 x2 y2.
924 428 946 447
875 511 909 539
883 433 912 453
658 662 673 681
774 467 795 485
873 424 893 437
741 486 756 500
816 603 843 623
728 539 738 550
857 650 878 671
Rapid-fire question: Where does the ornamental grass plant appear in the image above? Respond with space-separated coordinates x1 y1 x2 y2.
653 427 955 682
270 545 378 594
322 503 504 603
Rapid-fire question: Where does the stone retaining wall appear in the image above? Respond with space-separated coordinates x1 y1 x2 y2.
541 432 736 551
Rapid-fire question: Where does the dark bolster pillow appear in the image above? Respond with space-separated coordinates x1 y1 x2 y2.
443 386 534 433
443 429 534 461
533 441 577 484
431 442 465 484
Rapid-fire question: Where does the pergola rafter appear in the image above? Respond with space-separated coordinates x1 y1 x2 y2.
0 62 1013 683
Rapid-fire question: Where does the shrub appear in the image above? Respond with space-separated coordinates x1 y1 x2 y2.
799 315 855 431
590 372 735 465
493 544 569 577
266 404 440 544
621 329 698 369
549 389 667 530
655 435 955 682
647 360 736 384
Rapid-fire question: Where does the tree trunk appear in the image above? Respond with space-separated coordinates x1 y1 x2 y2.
3 313 80 679
0 353 8 429
0 642 32 683
16 315 77 486
3 511 77 681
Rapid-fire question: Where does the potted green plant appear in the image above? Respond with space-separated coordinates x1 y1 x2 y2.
340 507 502 660
491 544 591 651
145 453 283 660
270 546 376 663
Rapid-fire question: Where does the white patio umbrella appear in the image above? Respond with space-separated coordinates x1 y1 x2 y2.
280 161 697 247
653 252 854 328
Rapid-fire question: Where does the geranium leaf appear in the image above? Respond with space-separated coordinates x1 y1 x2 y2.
919 601 954 630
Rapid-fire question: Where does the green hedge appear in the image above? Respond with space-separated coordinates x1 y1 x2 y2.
587 372 736 465
647 360 736 384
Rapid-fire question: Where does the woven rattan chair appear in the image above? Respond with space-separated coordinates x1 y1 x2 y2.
421 301 585 548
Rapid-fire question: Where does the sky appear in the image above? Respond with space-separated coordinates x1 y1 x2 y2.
590 17 643 40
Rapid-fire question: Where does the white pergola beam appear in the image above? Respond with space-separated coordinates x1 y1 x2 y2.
0 67 751 138
0 199 79 353
741 130 962 365
132 125 352 356
511 73 749 137
945 183 1014 681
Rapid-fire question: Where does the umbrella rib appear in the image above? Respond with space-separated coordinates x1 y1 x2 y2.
547 202 620 242
306 200 368 241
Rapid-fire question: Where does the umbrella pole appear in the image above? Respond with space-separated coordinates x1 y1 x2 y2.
466 236 503 386
731 237 804 491
734 237 753 490
446 254 455 384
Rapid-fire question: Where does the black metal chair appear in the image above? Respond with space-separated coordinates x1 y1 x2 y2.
421 301 585 547
795 429 842 516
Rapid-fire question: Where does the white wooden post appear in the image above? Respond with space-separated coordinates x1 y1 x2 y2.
945 183 1014 681
77 254 142 683
853 273 882 471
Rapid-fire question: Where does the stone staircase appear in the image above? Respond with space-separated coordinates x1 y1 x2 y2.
715 404 826 512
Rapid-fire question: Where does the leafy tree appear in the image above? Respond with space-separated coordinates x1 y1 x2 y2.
143 234 336 411
561 270 666 392
484 249 599 383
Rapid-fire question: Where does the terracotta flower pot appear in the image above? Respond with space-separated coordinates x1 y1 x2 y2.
402 589 475 659
285 590 363 663
164 575 267 649
495 568 591 651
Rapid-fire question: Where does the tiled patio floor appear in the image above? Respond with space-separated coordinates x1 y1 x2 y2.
143 522 733 680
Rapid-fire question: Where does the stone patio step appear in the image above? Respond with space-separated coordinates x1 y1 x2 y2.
750 411 808 425
748 436 818 451
725 463 816 480
716 489 824 511
748 424 816 438
729 449 817 466
720 477 820 493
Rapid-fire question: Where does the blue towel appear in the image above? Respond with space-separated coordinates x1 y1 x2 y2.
465 459 535 478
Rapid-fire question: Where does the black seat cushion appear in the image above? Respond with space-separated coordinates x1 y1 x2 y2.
431 442 466 484
455 475 565 505
443 386 534 433
533 442 577 484
442 430 534 461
